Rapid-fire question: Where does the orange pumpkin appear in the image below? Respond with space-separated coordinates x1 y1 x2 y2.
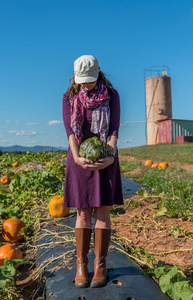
2 218 27 242
0 175 11 185
49 195 70 218
159 162 168 170
144 160 153 166
0 244 23 268
151 163 158 168
12 162 19 167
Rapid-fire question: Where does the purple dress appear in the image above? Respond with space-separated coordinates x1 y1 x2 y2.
62 88 124 208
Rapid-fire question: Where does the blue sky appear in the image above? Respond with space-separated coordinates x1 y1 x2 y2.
1 0 193 149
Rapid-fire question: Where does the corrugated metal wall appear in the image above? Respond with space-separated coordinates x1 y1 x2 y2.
171 119 193 143
157 119 193 143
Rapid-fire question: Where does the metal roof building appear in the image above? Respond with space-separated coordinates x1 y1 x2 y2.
156 118 193 143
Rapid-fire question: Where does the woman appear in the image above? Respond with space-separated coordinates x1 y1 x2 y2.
62 55 123 288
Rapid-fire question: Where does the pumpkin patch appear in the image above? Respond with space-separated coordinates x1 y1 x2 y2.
0 146 192 299
0 150 66 295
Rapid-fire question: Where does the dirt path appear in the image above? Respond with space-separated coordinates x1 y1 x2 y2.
111 194 193 270
114 155 193 270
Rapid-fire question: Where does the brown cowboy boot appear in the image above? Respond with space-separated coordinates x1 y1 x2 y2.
75 228 92 288
90 228 111 288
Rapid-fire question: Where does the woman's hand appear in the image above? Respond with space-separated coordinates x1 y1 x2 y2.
74 157 97 170
94 156 115 170
74 156 114 171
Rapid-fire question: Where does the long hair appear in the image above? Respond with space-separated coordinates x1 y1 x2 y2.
67 71 114 98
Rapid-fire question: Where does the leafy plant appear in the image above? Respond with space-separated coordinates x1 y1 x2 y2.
0 150 66 299
143 261 193 300
0 258 32 289
120 160 193 219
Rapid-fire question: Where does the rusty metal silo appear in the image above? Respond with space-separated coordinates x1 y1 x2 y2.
144 66 172 145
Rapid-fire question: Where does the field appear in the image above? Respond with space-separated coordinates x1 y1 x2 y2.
0 151 67 299
0 143 193 300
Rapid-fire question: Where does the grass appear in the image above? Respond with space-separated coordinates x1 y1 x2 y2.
119 143 193 220
119 143 193 164
115 143 193 299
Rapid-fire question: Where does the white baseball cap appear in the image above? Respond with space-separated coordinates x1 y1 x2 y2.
74 55 100 84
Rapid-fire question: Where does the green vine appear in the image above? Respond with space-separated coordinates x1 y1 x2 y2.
143 261 193 300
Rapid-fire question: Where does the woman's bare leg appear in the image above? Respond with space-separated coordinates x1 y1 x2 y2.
94 206 111 229
75 207 93 229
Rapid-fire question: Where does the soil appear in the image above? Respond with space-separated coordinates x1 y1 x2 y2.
112 155 193 271
111 194 193 269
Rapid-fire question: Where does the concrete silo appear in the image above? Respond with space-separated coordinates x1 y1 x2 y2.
144 66 172 145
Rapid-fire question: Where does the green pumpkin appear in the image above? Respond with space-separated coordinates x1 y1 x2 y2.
79 137 111 162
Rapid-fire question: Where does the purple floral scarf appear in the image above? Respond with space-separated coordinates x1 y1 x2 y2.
70 82 110 145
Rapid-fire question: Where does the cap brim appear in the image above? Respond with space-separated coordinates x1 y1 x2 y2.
75 74 98 84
